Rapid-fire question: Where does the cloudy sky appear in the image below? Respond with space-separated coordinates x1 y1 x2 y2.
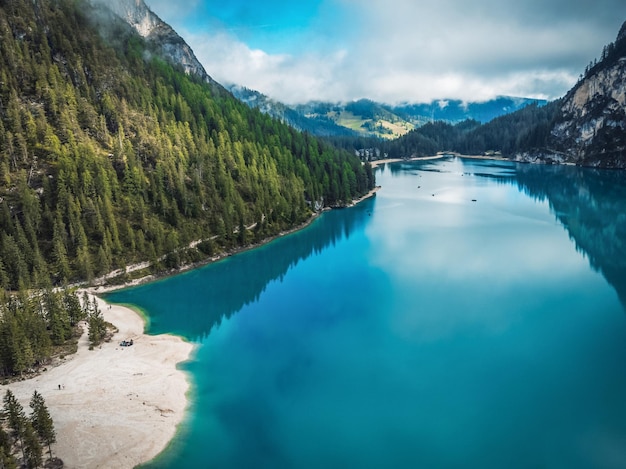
144 0 626 105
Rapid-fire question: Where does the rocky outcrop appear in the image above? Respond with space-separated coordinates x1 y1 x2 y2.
90 0 219 87
553 63 626 167
533 21 626 168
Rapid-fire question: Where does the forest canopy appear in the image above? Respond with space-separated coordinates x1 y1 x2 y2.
0 0 375 290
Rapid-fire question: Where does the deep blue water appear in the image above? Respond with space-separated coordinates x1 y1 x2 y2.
106 158 626 469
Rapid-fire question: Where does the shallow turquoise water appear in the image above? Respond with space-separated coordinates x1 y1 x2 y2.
106 158 626 469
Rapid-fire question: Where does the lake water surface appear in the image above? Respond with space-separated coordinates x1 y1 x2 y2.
106 158 626 469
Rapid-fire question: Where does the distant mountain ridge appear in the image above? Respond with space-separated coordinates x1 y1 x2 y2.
229 85 358 137
228 84 545 139
393 97 546 125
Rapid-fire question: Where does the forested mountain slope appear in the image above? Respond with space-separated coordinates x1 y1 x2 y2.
0 0 374 290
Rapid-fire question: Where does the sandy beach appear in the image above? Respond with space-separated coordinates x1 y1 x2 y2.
4 293 194 468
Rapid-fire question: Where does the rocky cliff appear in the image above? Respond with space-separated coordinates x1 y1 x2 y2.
519 21 626 168
90 0 219 87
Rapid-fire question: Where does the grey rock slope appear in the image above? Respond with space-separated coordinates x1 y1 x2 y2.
521 21 626 167
90 0 218 87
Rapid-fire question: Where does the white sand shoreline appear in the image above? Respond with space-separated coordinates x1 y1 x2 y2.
4 292 194 468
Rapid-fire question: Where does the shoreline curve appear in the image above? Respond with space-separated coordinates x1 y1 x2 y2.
3 186 381 468
4 292 195 469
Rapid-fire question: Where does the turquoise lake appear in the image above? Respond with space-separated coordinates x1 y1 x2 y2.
106 158 626 468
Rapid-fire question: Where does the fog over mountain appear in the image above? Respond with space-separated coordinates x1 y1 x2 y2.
229 85 546 138
144 0 626 104
89 0 217 85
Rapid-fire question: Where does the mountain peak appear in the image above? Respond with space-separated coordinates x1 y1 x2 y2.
101 0 159 38
89 0 217 86
527 19 626 167
618 20 626 42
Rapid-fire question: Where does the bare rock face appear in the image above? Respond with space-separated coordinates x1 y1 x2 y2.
90 0 217 86
552 63 626 166
512 21 626 168
545 22 626 168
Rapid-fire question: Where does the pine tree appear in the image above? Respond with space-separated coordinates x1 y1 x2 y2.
29 390 55 461
3 390 26 461
62 289 85 327
44 290 70 345
88 298 106 347
0 0 375 293
0 425 13 464
22 421 42 469
51 214 71 283
0 446 17 469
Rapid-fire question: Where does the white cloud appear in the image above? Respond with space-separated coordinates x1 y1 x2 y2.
182 29 353 104
186 28 578 104
146 0 626 104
